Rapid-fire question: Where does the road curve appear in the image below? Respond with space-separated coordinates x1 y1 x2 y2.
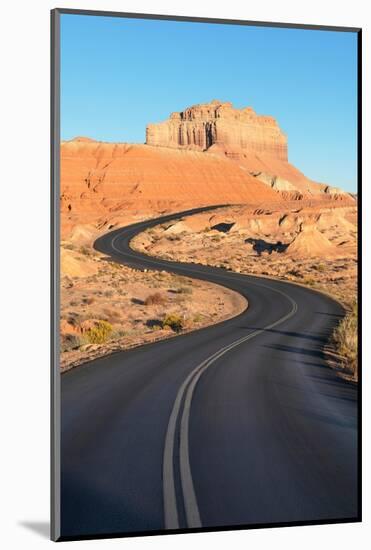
60 206 358 539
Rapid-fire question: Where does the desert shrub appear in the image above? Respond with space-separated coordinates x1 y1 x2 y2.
167 234 181 241
63 278 74 289
61 334 84 353
287 269 302 278
79 246 91 256
66 313 81 327
110 281 120 289
312 263 326 272
84 320 113 344
176 286 193 295
111 329 126 339
162 313 184 333
193 313 203 323
102 307 122 322
82 296 95 305
146 319 163 331
144 292 167 306
332 302 358 378
116 289 127 296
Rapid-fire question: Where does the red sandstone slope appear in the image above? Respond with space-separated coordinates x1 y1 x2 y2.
61 140 280 236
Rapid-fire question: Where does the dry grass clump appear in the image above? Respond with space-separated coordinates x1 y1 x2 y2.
312 263 326 272
79 245 92 256
176 286 193 295
102 307 122 322
332 301 358 380
61 334 85 353
144 292 167 306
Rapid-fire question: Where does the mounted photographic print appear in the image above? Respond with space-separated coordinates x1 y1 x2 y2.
51 8 361 541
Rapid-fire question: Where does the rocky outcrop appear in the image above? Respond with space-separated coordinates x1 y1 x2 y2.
323 185 348 195
284 223 336 257
146 100 288 160
146 100 357 198
249 171 296 192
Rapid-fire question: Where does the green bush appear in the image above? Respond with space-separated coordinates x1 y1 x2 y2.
84 320 113 344
162 314 184 333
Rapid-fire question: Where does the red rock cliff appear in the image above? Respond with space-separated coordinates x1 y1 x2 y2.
146 100 288 161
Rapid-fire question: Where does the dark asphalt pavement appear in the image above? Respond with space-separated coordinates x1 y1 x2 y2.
60 206 358 539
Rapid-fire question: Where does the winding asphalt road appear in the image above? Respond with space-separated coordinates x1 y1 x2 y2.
61 206 358 539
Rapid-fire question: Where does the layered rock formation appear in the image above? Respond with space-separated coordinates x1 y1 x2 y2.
60 139 280 238
146 100 288 160
146 100 353 198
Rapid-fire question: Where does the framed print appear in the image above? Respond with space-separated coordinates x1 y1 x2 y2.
51 8 361 542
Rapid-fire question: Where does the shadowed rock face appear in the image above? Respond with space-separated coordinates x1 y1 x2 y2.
146 100 288 160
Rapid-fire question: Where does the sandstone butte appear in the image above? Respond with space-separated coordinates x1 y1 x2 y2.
60 100 355 238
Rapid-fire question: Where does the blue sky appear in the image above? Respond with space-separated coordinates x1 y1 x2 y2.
61 14 358 192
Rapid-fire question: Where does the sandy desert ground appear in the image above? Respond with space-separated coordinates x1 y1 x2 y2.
60 242 246 371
